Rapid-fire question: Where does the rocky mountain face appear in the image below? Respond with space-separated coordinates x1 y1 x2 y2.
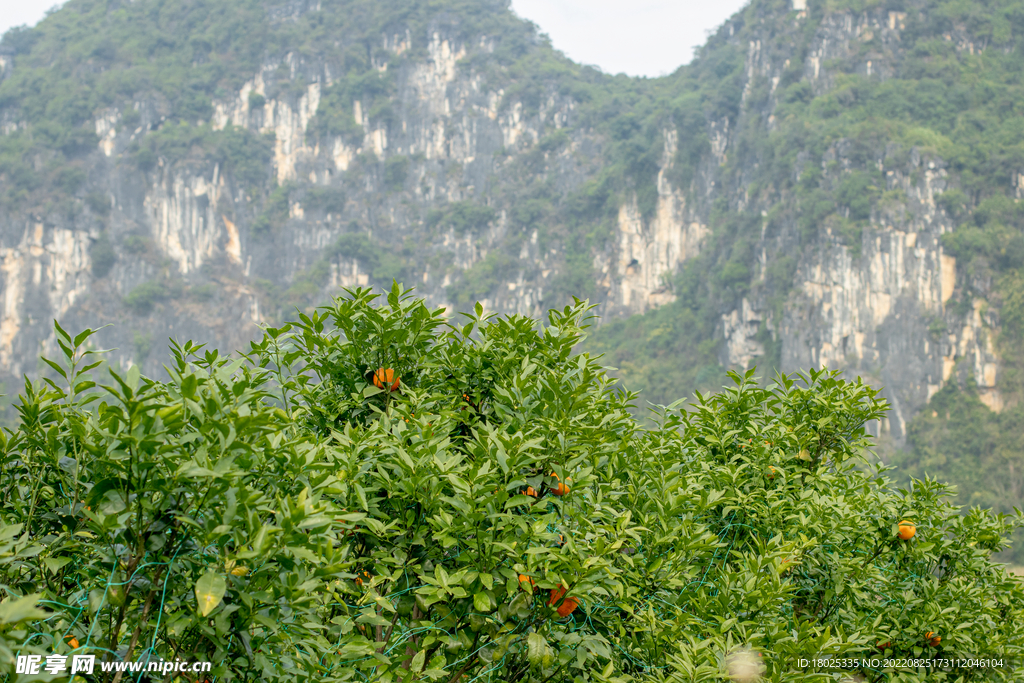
0 0 1016 447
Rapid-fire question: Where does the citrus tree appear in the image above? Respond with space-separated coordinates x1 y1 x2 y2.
0 284 1021 683
612 371 1024 682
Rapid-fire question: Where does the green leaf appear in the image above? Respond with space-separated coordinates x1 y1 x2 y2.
181 374 198 399
53 319 72 345
0 594 48 624
73 328 95 348
195 572 227 617
527 632 551 667
41 357 68 380
126 363 141 392
43 557 72 575
87 589 105 614
473 591 494 613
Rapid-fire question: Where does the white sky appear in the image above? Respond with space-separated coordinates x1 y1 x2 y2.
510 0 749 77
0 0 749 77
0 0 62 37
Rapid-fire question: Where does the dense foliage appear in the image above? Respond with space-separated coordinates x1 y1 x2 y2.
578 0 1024 563
1 0 1022 623
1 287 1021 681
890 272 1024 563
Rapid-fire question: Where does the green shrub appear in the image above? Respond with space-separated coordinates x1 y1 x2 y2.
447 250 514 305
252 183 292 236
428 201 496 236
303 186 347 214
130 140 157 171
89 233 116 278
890 380 1024 565
189 282 217 302
835 170 882 223
538 129 569 152
85 190 110 216
213 126 273 186
52 165 85 194
122 233 150 254
120 107 141 131
383 155 409 191
718 260 750 291
328 233 407 283
2 294 1021 682
123 280 169 314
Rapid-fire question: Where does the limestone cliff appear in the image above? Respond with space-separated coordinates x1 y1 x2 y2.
705 3 1003 441
0 0 1013 444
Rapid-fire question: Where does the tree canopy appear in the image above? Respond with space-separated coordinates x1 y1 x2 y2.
0 285 1021 681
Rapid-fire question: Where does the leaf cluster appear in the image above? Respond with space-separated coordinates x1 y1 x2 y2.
0 289 1021 682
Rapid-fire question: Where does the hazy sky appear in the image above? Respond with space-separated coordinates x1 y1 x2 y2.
509 0 749 77
0 0 749 77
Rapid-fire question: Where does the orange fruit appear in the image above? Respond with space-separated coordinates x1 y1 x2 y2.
550 472 571 496
525 486 539 498
372 368 400 391
65 636 79 649
556 597 579 617
767 466 777 479
355 570 371 587
518 574 535 587
897 520 916 540
547 586 578 617
925 631 941 647
877 641 891 650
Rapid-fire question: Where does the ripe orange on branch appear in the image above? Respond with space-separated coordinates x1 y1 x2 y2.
897 520 916 540
925 631 941 647
556 598 578 617
550 472 571 496
547 585 578 617
372 368 400 391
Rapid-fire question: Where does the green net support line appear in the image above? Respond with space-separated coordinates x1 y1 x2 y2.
132 543 187 682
